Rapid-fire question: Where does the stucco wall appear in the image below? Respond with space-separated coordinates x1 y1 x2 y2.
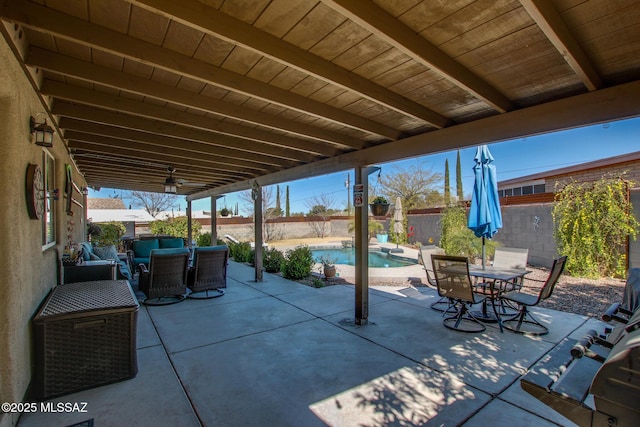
0 36 87 427
407 204 558 268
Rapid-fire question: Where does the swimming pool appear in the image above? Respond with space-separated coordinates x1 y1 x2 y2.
312 248 417 268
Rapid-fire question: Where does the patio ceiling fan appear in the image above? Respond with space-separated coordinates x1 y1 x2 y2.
163 166 206 194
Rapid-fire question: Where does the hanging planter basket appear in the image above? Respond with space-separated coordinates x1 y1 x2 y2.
369 203 390 216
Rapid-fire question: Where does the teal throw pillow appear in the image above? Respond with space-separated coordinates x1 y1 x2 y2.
93 245 119 260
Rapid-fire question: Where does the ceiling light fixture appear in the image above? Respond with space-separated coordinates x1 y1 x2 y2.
164 167 178 194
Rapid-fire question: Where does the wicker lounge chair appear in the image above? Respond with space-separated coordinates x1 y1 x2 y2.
139 248 190 306
188 246 229 299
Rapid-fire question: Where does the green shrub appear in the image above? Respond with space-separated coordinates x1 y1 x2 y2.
196 232 211 247
229 241 253 263
92 221 126 247
150 216 201 239
553 175 639 278
263 248 285 273
440 206 497 263
282 245 314 280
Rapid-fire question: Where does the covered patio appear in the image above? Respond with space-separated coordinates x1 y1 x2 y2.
19 260 601 427
1 1 640 426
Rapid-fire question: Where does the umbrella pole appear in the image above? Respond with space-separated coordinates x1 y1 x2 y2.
482 236 486 269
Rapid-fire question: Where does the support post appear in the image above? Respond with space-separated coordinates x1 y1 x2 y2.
354 166 380 325
253 182 264 282
186 200 192 248
210 195 224 245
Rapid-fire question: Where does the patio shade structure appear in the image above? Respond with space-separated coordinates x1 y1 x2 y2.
0 1 638 196
391 196 404 253
468 145 503 268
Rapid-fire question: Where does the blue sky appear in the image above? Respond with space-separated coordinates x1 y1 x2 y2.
91 116 640 215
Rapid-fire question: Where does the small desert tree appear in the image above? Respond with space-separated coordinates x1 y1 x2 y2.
128 191 177 217
553 174 639 278
377 163 443 211
306 193 336 238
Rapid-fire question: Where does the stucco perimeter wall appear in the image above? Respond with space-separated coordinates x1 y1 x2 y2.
407 203 558 268
0 36 87 427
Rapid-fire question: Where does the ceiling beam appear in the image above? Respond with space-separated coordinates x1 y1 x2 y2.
188 80 640 200
519 0 601 91
44 82 339 157
54 104 320 164
27 47 364 149
65 131 268 175
61 122 293 169
322 0 514 113
129 0 450 128
0 0 402 140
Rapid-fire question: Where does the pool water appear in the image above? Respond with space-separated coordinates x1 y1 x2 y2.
312 248 417 268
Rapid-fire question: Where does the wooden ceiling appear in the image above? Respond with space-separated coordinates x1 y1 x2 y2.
1 0 639 200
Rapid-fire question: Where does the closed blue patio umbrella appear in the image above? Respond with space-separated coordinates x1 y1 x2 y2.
468 145 502 268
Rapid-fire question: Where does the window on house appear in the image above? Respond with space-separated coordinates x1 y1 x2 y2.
534 184 546 194
43 150 55 248
513 187 522 196
522 185 533 195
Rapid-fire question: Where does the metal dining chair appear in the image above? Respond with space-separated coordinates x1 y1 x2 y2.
431 254 488 333
420 245 453 312
499 256 567 335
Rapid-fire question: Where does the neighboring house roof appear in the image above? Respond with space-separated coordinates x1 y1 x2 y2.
87 198 126 209
499 151 640 187
88 209 155 223
156 209 212 219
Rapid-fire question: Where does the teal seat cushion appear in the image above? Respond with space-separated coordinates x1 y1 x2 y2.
150 248 190 257
159 238 184 249
132 239 159 257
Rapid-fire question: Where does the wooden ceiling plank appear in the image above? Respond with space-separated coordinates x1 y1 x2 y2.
74 162 231 184
0 0 399 138
187 79 640 200
128 0 449 127
322 0 514 113
54 103 321 164
47 83 339 157
60 116 302 167
25 47 363 148
67 136 270 176
519 0 602 91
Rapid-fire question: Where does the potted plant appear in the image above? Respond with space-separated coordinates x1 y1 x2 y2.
317 255 337 278
376 230 389 243
220 207 230 217
370 196 390 216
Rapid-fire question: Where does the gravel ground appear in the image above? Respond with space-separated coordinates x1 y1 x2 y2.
301 266 627 319
517 267 626 319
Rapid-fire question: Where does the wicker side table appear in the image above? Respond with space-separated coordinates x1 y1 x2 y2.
32 280 139 401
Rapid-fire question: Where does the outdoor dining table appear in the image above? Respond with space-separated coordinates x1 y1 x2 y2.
468 265 531 332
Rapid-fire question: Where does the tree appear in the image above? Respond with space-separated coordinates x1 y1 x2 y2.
444 159 451 206
128 191 177 217
377 163 443 211
150 216 201 239
553 174 639 278
286 185 290 217
306 193 336 237
456 150 463 202
273 185 283 217
240 186 283 241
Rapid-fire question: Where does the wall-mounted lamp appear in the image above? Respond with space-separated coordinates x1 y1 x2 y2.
30 114 55 147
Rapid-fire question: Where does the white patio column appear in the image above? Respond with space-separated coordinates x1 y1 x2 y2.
252 182 264 282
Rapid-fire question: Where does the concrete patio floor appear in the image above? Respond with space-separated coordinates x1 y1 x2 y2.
18 260 603 427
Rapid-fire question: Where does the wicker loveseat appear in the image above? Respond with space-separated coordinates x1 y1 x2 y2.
126 237 186 272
